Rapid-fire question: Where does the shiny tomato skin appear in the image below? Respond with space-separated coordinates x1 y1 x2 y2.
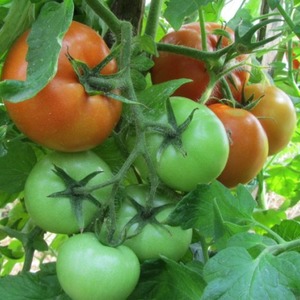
110 184 193 262
209 103 269 188
244 84 297 156
130 97 230 192
56 233 140 300
2 21 122 152
151 22 250 102
24 151 113 234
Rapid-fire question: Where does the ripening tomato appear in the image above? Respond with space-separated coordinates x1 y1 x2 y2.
151 22 250 102
209 103 269 188
2 21 122 152
244 84 297 156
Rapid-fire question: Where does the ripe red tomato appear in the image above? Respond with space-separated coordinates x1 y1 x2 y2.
209 103 269 188
151 22 250 102
244 84 297 156
2 21 122 152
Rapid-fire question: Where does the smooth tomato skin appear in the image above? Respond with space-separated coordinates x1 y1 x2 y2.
24 151 113 234
110 184 193 262
56 233 140 300
2 21 122 152
151 22 250 102
244 84 297 156
131 97 229 192
209 103 269 188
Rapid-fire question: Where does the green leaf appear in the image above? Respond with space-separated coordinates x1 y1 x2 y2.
0 141 37 194
267 0 280 10
167 181 256 238
0 0 74 102
0 0 34 57
203 247 300 299
136 79 191 120
227 232 277 257
129 258 205 300
164 0 211 30
266 156 300 205
272 220 300 242
0 262 71 299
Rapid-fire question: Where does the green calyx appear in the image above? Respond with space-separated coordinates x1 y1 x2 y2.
47 165 102 232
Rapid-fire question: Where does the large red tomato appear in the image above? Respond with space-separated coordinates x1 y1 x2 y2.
244 83 297 156
151 22 250 102
2 21 122 152
209 103 269 188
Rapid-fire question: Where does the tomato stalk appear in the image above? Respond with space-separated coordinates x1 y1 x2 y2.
144 0 163 39
198 8 208 52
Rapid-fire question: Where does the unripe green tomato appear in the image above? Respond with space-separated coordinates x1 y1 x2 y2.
106 184 193 262
129 97 230 192
56 233 140 300
24 151 113 234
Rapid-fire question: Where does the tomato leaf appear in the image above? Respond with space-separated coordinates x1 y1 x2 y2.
164 0 211 30
0 0 74 103
272 220 300 242
266 156 300 206
129 258 205 299
202 247 300 299
0 262 71 299
136 79 191 120
0 0 34 57
0 141 36 194
167 181 256 240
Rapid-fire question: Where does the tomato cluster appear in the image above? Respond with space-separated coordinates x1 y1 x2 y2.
1 16 298 299
150 22 297 189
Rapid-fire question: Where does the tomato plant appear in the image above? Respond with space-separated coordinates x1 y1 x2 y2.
243 83 297 156
151 22 250 102
131 97 229 192
209 103 269 188
1 1 300 299
2 21 122 152
24 151 113 234
106 184 193 262
56 232 140 300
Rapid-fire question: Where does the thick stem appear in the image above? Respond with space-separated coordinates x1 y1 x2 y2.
264 238 300 256
144 0 163 39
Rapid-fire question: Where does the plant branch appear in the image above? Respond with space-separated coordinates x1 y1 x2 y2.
144 0 163 39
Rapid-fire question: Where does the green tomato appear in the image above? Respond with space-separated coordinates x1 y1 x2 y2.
24 151 113 234
131 97 229 192
110 184 193 262
56 232 140 300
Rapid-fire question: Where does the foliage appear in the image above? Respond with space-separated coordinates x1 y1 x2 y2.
0 0 300 299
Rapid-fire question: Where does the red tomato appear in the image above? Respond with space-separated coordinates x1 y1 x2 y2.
151 22 250 102
244 84 297 156
2 21 122 152
209 103 269 188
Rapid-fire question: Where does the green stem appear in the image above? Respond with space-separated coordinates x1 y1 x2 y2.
276 2 300 38
265 238 300 256
254 221 286 244
198 8 207 52
156 42 230 63
255 169 267 210
144 0 163 39
85 0 122 38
